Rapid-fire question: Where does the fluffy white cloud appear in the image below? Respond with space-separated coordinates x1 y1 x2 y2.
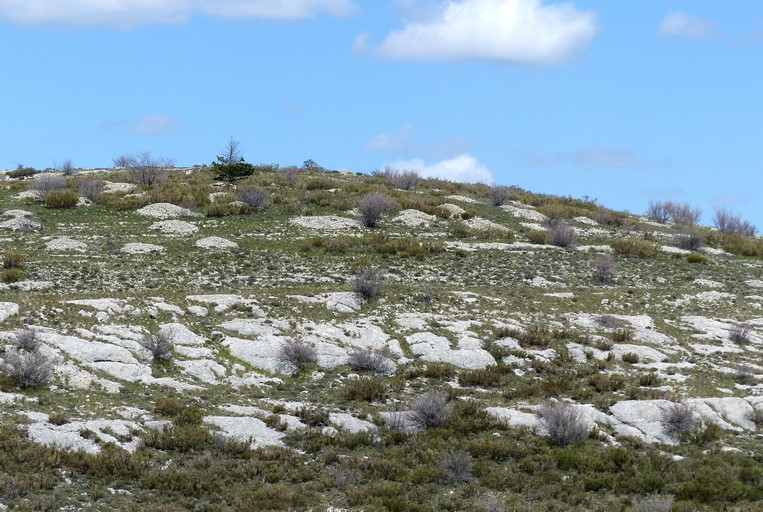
386 154 494 183
0 0 355 27
360 0 597 65
658 11 714 38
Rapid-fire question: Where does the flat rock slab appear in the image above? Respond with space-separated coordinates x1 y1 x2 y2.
188 294 264 315
204 416 284 449
290 215 359 230
329 412 376 433
406 332 495 369
0 302 19 322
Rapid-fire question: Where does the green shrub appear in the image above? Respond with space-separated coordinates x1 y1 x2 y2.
686 252 708 264
458 365 507 387
527 230 549 244
611 238 658 258
341 376 388 402
7 166 38 179
612 327 635 342
621 352 640 364
212 162 256 181
44 189 78 208
206 202 236 217
2 268 23 283
3 251 26 269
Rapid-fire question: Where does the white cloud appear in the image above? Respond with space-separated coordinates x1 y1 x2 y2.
0 0 355 27
386 154 494 183
365 125 417 154
659 11 714 39
365 125 472 159
130 114 180 134
362 0 597 65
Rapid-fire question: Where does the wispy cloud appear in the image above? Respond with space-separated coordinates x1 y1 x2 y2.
356 0 598 65
0 0 356 28
520 146 670 169
385 154 494 183
659 11 714 39
130 114 180 134
365 125 471 159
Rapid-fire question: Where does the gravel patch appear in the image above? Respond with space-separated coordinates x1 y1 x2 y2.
196 236 238 249
121 243 165 254
136 203 199 219
149 220 198 235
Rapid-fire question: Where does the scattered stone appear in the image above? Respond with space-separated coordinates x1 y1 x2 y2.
121 243 165 254
391 209 437 227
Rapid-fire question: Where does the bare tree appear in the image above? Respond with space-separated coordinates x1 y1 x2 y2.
11 328 41 353
714 208 756 236
357 192 396 228
125 152 174 186
217 137 245 165
548 223 577 248
78 177 106 201
112 155 135 168
646 200 671 223
32 174 66 195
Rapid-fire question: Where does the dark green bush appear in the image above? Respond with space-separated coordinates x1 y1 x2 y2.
44 189 78 208
212 162 256 181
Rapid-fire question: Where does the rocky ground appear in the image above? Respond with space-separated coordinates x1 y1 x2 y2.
0 166 760 511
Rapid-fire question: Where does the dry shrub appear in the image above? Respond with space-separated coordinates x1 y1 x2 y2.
12 328 40 352
548 223 577 248
357 192 396 228
3 252 25 269
410 390 452 429
78 177 105 201
351 266 385 302
634 494 674 512
675 228 703 251
141 331 174 363
347 347 394 374
728 323 751 345
32 174 66 195
488 185 509 206
2 351 53 388
539 402 589 446
714 208 756 236
593 256 616 284
236 185 269 211
278 339 317 372
662 402 696 440
121 152 173 186
377 168 421 190
439 450 473 484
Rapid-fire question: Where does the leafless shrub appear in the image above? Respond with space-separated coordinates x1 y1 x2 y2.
2 351 53 388
539 402 589 446
728 323 751 345
646 200 671 223
278 338 317 371
122 152 174 186
439 450 473 484
378 167 420 190
78 177 105 201
488 185 509 206
749 407 763 427
351 266 385 302
634 494 674 512
666 201 701 225
674 228 703 251
236 185 269 211
382 409 411 432
141 331 174 363
662 402 696 440
347 347 394 374
593 256 616 284
12 328 40 353
112 155 135 168
476 495 506 512
59 159 77 175
410 390 452 429
330 463 359 489
735 365 756 386
283 166 299 184
548 223 577 248
714 208 756 236
597 314 623 329
357 192 396 228
32 174 66 195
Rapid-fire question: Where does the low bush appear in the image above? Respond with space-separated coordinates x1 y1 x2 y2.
621 352 640 364
549 223 577 248
278 339 318 372
32 174 66 195
357 192 396 228
78 177 105 201
527 229 549 245
662 402 696 441
141 331 174 363
686 252 708 264
1 268 23 283
611 238 658 258
351 266 385 302
638 372 660 387
11 328 40 352
377 168 421 190
439 450 473 484
410 391 452 429
539 401 589 446
593 256 616 284
212 162 255 181
634 494 674 512
1 351 54 388
3 251 25 269
347 347 394 374
236 185 269 211
488 185 509 206
675 229 703 251
7 166 38 179
728 324 751 345
612 327 635 342
459 365 507 387
44 189 79 208
341 376 388 402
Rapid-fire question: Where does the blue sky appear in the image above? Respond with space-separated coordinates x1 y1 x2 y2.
1 1 762 227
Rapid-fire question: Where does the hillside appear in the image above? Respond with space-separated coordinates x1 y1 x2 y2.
0 163 761 511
